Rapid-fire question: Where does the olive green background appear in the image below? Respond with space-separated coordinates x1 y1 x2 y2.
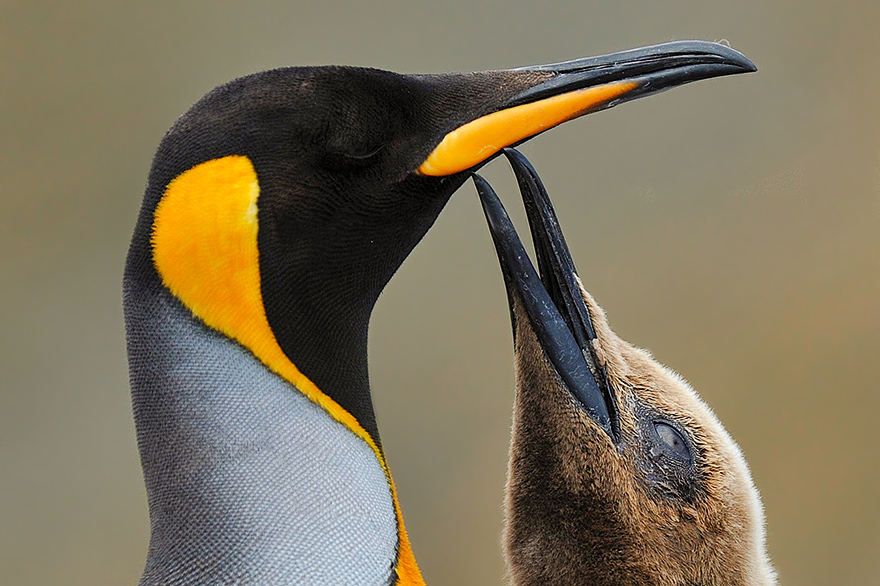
2 1 878 584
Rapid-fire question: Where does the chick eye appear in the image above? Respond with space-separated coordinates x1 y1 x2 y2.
653 421 691 461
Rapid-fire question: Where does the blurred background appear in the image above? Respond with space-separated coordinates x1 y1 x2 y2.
2 1 878 584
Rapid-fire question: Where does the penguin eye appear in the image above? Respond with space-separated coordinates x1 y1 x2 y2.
341 143 385 161
324 143 385 170
653 421 691 462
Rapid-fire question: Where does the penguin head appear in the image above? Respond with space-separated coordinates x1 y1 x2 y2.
131 65 548 439
475 150 776 586
130 41 757 440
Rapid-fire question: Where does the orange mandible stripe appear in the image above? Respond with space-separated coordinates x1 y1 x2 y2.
418 81 638 176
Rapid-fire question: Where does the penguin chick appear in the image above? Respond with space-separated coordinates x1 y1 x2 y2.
475 150 776 586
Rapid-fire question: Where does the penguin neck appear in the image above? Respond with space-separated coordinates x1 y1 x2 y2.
124 162 462 584
124 276 402 585
256 174 461 442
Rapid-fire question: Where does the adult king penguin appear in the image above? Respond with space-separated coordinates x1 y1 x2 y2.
124 42 758 585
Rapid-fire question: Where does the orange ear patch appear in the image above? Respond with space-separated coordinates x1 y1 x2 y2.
152 155 264 355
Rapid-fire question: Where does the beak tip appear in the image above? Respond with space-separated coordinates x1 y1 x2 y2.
730 50 758 74
711 41 758 73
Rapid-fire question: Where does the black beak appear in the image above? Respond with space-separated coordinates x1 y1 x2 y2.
418 40 755 177
474 150 618 442
502 40 756 109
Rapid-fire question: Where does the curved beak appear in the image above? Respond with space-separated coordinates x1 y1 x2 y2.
419 40 756 176
474 149 619 442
